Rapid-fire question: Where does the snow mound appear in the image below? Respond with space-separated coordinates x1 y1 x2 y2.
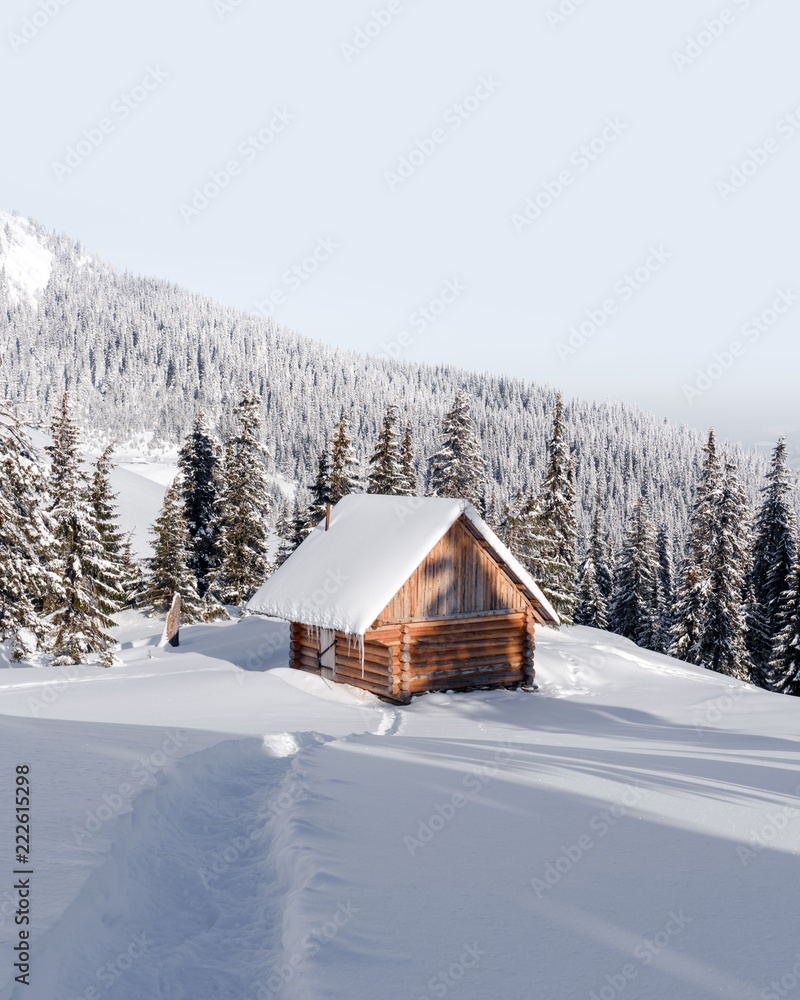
0 210 52 309
2 617 799 999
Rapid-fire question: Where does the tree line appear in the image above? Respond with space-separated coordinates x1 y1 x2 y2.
1 210 779 566
1 379 798 697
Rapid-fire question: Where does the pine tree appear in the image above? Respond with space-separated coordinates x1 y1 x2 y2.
768 553 800 696
747 439 797 685
427 391 484 507
118 532 144 608
610 495 660 649
0 389 53 656
46 395 116 665
695 460 752 680
654 525 674 654
85 446 128 613
497 489 533 556
671 430 723 664
575 496 612 630
329 412 360 503
177 412 221 594
307 449 331 525
368 403 404 494
399 423 417 496
289 497 312 549
274 498 296 568
485 487 501 531
211 389 272 606
139 479 204 620
521 393 578 623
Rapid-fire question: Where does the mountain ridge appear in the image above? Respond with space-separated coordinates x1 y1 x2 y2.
0 209 784 548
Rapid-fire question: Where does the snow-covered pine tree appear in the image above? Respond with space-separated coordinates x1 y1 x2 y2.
768 551 800 696
368 403 404 494
654 525 675 654
575 496 612 630
273 498 296 568
85 446 128 613
329 412 360 504
671 430 723 664
307 449 331 525
211 388 272 607
399 423 417 496
0 387 53 656
289 496 312 549
177 412 220 594
610 494 660 649
118 532 144 608
139 479 204 621
520 393 578 624
2 213 783 560
46 394 116 665
695 460 752 681
495 491 518 549
485 487 501 531
746 438 797 685
427 390 484 508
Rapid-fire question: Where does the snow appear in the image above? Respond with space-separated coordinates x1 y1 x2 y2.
1 612 798 999
107 464 172 558
0 211 52 309
116 462 178 488
247 494 559 633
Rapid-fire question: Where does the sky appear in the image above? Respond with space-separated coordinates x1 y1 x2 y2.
2 0 799 459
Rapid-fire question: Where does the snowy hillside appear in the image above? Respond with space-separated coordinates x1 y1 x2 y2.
0 211 52 310
0 210 783 552
1 616 797 999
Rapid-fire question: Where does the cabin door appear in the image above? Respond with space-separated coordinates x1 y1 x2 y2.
318 629 336 680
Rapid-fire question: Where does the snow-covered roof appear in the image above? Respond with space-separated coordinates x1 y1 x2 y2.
247 495 559 634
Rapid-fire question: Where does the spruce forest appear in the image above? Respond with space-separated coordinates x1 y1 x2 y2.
1 212 798 697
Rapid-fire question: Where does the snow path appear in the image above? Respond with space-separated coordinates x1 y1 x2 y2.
7 736 332 1000
1 618 799 998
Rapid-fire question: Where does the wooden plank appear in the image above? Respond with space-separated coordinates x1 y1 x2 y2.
335 655 391 675
411 629 526 648
411 626 526 646
335 649 390 668
367 629 403 643
380 607 528 626
333 665 387 685
335 675 390 696
335 659 389 678
412 643 525 665
335 657 390 679
410 662 525 680
400 624 411 700
408 671 523 692
408 667 524 685
407 621 526 641
409 653 525 672
294 663 320 675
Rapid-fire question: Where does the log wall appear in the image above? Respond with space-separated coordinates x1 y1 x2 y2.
289 610 535 703
290 623 397 698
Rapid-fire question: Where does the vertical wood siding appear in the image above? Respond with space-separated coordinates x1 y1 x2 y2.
376 517 529 623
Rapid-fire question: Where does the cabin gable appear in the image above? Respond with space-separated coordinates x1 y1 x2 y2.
258 495 559 704
375 516 533 624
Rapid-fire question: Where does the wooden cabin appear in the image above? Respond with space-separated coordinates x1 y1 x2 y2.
247 495 559 704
